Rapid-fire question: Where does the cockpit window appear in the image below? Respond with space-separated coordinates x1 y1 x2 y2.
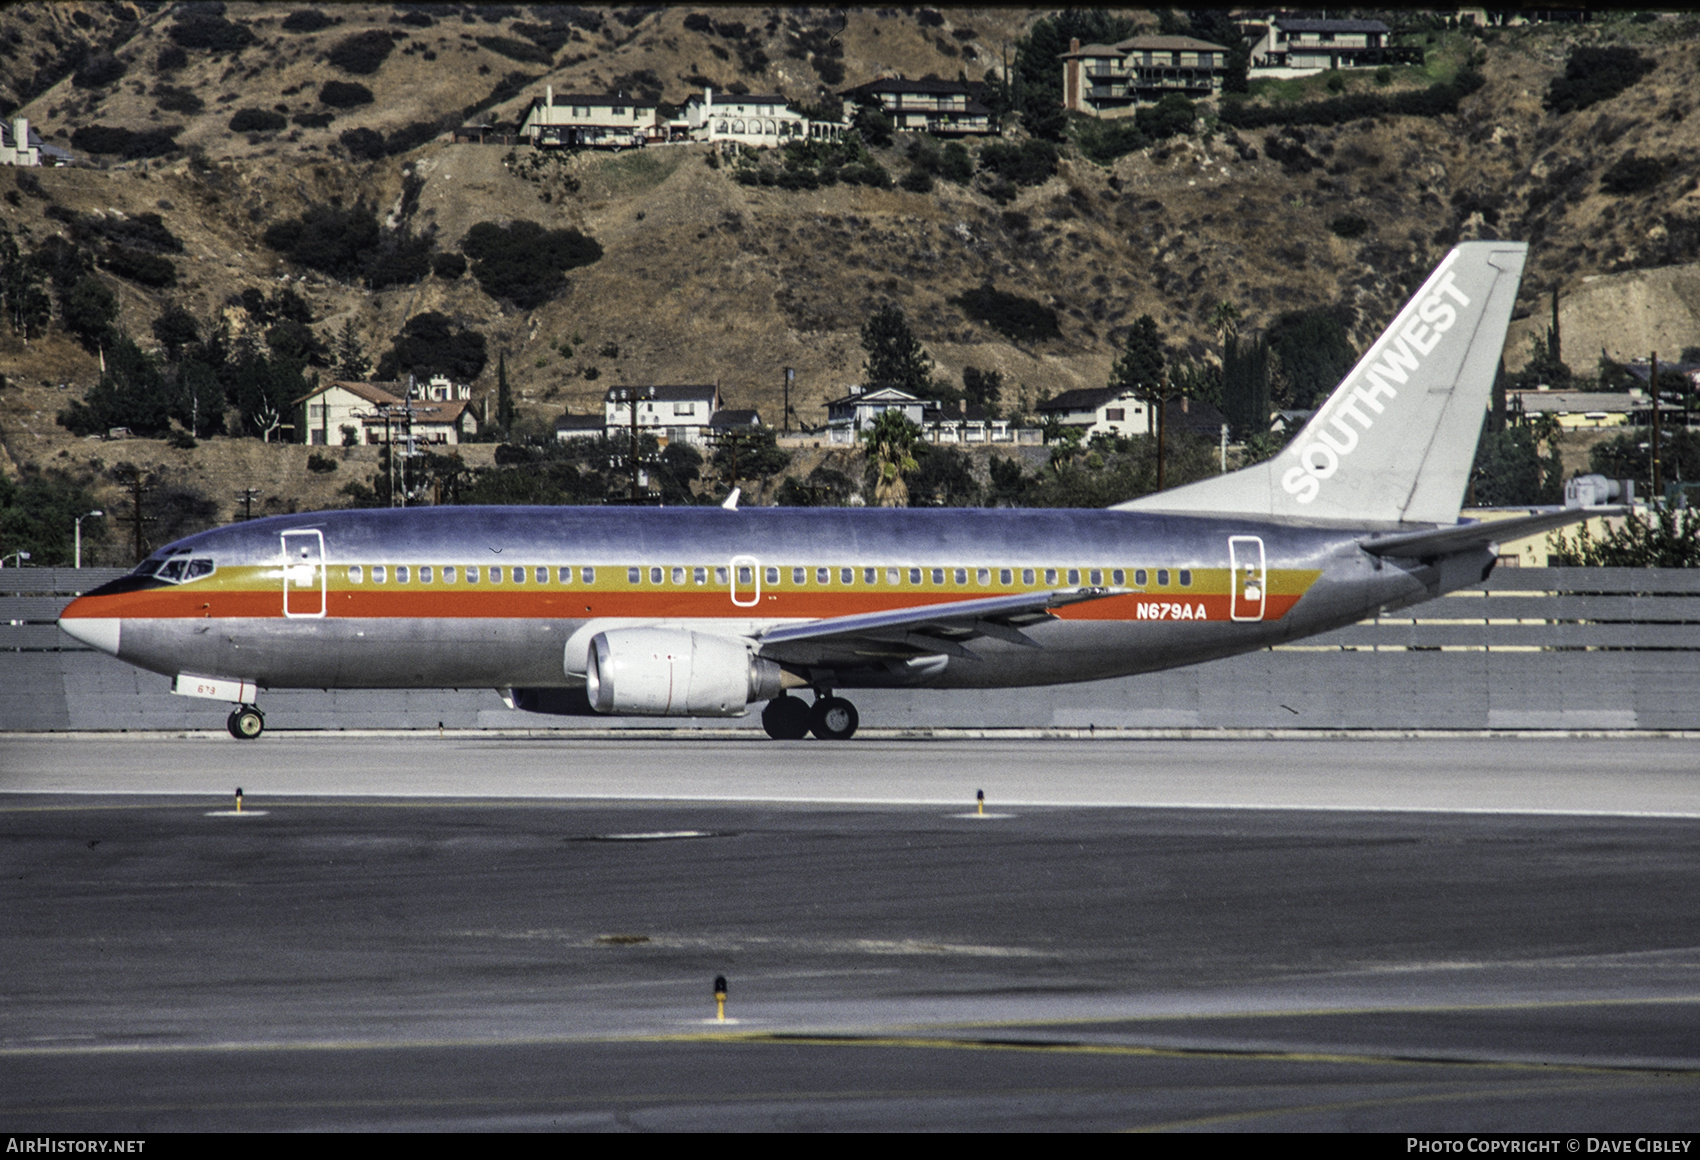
140 555 215 585
184 558 215 581
157 559 187 582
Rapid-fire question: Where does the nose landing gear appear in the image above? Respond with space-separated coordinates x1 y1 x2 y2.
760 692 860 740
227 705 265 740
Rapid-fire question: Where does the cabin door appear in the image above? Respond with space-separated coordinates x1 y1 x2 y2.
282 529 326 618
730 554 761 608
1229 535 1266 623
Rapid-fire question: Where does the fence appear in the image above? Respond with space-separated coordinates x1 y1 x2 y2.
4 567 1697 731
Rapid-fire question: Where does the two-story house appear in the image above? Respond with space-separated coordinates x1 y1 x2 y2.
296 375 476 447
682 88 847 147
838 78 996 136
1037 387 1153 438
520 86 658 149
826 385 936 444
1248 18 1408 71
1061 35 1234 116
604 384 722 447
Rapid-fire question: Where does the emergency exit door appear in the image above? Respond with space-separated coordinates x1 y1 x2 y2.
1229 535 1266 622
282 529 326 618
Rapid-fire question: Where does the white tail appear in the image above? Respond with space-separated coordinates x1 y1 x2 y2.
1115 241 1529 525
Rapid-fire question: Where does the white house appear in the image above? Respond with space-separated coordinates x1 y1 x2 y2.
1036 387 1153 438
520 86 658 148
683 88 847 147
839 78 996 135
1 117 40 167
604 384 722 447
1060 36 1234 116
825 385 935 444
1248 18 1406 71
295 376 476 447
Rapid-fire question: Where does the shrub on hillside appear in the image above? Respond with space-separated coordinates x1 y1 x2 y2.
979 139 1058 186
1075 117 1147 165
1135 93 1195 141
1545 46 1655 115
262 202 381 282
70 125 182 159
951 286 1061 344
72 211 183 254
293 111 335 129
281 9 336 34
155 44 188 72
1600 152 1670 195
100 247 176 288
375 312 487 383
151 84 203 114
1330 214 1371 239
431 252 466 279
327 30 395 75
362 229 434 290
459 220 602 309
338 126 385 160
72 52 126 89
229 108 287 133
167 13 255 53
476 36 552 65
318 80 373 108
1219 70 1484 130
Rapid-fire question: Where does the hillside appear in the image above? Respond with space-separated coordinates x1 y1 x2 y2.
2 4 1700 565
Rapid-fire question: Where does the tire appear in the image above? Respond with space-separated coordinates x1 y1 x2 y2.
761 695 811 740
808 696 858 741
228 707 264 740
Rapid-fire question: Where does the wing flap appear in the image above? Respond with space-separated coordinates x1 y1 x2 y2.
1360 507 1622 559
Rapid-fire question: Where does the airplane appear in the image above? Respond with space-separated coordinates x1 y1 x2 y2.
58 241 1598 741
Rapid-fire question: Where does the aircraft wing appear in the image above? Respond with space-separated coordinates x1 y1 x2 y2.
755 587 1123 665
1359 508 1623 559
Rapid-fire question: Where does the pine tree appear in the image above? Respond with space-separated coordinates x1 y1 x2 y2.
334 318 370 380
497 351 513 438
860 304 934 396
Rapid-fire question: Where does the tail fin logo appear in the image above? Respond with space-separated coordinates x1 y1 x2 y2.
1280 270 1473 504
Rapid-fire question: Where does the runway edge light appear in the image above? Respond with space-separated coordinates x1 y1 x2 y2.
714 974 728 1022
235 787 242 814
977 789 984 817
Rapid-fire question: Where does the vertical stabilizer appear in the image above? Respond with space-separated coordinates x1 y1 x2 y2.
1115 241 1528 524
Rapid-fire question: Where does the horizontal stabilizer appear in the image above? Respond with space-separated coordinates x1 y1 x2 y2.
1360 508 1622 559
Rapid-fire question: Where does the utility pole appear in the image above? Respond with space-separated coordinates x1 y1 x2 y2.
1651 351 1663 504
234 488 259 522
1155 372 1169 492
116 468 154 564
400 376 416 508
783 366 794 434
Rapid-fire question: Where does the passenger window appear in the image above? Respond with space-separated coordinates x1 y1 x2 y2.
512 567 525 585
443 566 456 584
1112 569 1124 585
1157 569 1170 586
186 558 214 581
1067 569 1080 585
1179 570 1192 586
1044 569 1057 585
423 566 436 583
648 567 661 584
466 566 479 583
557 567 572 584
715 566 727 585
627 567 640 584
793 567 806 584
954 568 967 585
765 567 779 584
841 567 854 585
1022 568 1035 585
582 567 595 584
1089 569 1102 585
694 567 707 585
397 566 410 583
490 567 502 583
374 565 387 583
977 568 990 585
1000 569 1013 585
931 568 945 585
738 565 753 584
672 567 686 585
885 567 900 585
349 565 364 584
865 568 878 585
536 567 548 584
1135 569 1147 586
814 567 828 584
909 568 921 584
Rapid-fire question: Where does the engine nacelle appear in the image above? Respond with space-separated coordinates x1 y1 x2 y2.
585 628 784 717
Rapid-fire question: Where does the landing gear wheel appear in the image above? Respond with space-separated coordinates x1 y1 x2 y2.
809 695 859 741
227 706 264 740
761 695 811 740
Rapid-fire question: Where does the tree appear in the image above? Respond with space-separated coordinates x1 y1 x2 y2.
61 275 120 351
861 304 934 396
1267 307 1356 410
174 357 224 439
0 470 107 567
496 352 513 439
1470 417 1564 506
1549 508 1700 568
334 319 370 380
0 224 50 338
56 335 175 437
151 304 200 362
963 366 1003 417
1110 315 1165 421
1221 331 1271 441
862 409 922 507
712 426 791 484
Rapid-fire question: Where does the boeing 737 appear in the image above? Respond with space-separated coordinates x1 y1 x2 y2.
59 242 1593 740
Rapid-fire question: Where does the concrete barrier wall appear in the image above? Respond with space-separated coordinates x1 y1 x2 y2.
6 567 1697 731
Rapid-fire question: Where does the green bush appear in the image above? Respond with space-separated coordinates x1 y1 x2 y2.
318 80 373 108
978 139 1058 186
1600 153 1670 195
72 52 125 90
460 220 603 309
338 127 385 160
70 125 182 159
1136 93 1195 140
1220 70 1484 131
281 10 335 34
900 167 935 193
375 312 487 383
307 452 338 473
1329 214 1370 239
168 13 255 52
229 108 287 133
263 203 381 282
152 85 203 114
101 247 177 288
1545 46 1655 115
476 36 553 65
327 30 395 75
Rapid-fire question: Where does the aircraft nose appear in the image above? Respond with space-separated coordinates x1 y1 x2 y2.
58 597 121 656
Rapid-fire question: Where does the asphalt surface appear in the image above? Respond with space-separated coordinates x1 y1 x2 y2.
2 735 1698 1131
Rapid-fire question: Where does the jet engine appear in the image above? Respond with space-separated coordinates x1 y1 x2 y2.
585 628 784 717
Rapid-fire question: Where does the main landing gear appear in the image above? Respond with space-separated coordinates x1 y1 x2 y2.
227 705 265 740
761 692 859 741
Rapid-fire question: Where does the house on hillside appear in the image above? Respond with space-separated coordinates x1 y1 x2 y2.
682 88 848 147
1037 387 1153 438
826 385 936 444
604 384 722 446
554 410 605 442
295 376 477 447
0 117 67 167
520 86 657 148
839 78 996 136
1248 18 1413 71
1060 36 1234 116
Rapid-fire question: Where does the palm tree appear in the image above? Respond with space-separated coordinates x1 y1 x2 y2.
863 409 922 507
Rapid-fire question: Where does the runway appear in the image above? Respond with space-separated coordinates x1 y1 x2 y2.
2 735 1698 1130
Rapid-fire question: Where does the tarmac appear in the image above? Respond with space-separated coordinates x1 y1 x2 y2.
2 733 1697 1131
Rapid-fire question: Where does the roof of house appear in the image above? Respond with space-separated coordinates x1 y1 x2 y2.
1037 386 1137 414
294 379 405 407
1509 391 1652 412
555 412 606 431
826 386 931 407
709 408 762 429
923 403 996 423
688 92 795 108
1274 18 1390 34
840 77 973 98
541 92 658 107
1115 34 1232 53
603 384 719 404
1625 362 1700 383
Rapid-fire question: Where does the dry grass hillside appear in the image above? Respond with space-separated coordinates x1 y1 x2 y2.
3 4 1700 560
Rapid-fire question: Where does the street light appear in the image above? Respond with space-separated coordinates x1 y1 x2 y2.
1 550 31 569
75 510 104 569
